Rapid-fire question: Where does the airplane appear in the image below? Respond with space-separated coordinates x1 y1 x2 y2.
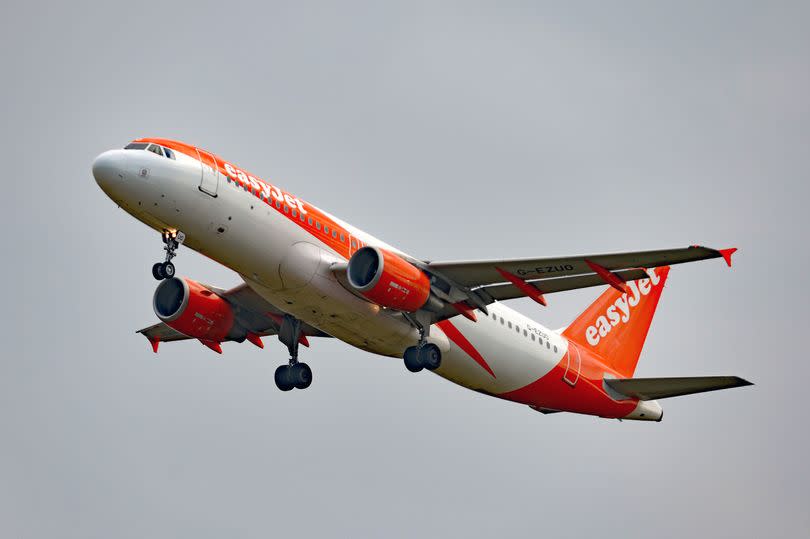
92 138 752 421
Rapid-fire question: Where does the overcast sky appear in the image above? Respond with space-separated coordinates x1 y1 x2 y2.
2 1 808 537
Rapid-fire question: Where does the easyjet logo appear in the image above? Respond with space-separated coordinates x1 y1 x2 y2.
223 162 307 215
584 268 662 346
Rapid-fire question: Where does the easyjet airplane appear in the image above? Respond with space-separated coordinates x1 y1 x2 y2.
92 138 752 421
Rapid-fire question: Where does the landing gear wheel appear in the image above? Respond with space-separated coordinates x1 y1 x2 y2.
161 261 175 279
274 365 295 391
404 346 423 372
152 230 184 280
290 362 313 389
419 343 442 371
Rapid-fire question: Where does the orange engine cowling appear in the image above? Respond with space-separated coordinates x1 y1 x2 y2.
346 246 431 312
153 277 244 343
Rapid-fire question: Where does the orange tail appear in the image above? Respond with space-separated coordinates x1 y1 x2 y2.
563 266 670 377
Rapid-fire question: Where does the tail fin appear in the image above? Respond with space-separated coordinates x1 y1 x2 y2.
563 266 670 377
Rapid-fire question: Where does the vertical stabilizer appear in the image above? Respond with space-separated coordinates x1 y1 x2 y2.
563 266 670 377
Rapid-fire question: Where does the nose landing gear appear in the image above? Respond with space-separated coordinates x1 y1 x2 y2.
152 230 185 280
274 314 313 391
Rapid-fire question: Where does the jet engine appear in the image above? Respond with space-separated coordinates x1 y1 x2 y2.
346 246 433 312
153 277 246 343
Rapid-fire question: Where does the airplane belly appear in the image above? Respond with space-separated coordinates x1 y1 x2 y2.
244 274 418 356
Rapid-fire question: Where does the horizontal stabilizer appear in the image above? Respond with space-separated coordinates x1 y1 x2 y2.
605 376 753 401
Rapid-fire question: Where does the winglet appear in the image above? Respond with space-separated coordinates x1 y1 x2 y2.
495 267 548 306
719 247 737 267
584 259 627 293
147 336 160 353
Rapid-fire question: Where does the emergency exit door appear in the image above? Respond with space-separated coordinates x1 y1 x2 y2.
197 149 219 197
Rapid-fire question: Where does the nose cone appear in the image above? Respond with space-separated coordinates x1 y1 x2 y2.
92 150 126 190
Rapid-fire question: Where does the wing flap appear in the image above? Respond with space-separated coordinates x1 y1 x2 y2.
604 376 753 401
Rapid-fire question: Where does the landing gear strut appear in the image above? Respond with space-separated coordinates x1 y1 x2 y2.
402 313 442 373
152 230 185 280
274 314 313 391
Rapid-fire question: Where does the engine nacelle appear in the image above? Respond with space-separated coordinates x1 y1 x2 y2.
347 246 432 312
153 277 245 342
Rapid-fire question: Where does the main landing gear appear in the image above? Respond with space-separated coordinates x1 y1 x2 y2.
403 343 442 373
274 315 313 391
152 230 185 280
402 313 442 373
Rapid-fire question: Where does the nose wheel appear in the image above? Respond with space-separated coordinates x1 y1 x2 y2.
274 314 313 391
152 230 184 280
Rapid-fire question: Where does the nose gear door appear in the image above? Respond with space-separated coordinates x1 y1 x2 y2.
196 149 220 197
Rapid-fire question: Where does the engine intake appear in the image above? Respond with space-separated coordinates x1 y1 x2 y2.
347 246 431 312
153 277 245 342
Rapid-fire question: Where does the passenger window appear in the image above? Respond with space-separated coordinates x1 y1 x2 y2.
492 313 497 320
523 329 527 337
332 230 337 238
508 321 512 329
554 345 557 353
500 317 504 325
308 217 313 225
300 214 306 222
292 209 298 217
351 240 357 248
316 222 321 230
516 326 520 333
324 225 329 234
546 341 550 349
275 200 282 209
340 233 345 242
538 338 543 345
284 205 289 214
531 334 535 341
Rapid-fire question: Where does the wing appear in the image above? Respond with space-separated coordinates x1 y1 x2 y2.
426 245 736 290
136 281 330 352
419 245 735 322
332 244 735 326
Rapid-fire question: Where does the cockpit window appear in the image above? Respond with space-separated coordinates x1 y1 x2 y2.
124 142 176 159
146 144 164 157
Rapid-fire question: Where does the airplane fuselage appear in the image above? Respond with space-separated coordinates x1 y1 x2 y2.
93 138 666 420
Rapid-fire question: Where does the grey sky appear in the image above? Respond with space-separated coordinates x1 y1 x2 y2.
2 1 808 537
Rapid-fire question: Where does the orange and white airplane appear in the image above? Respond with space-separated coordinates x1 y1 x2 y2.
93 138 752 421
